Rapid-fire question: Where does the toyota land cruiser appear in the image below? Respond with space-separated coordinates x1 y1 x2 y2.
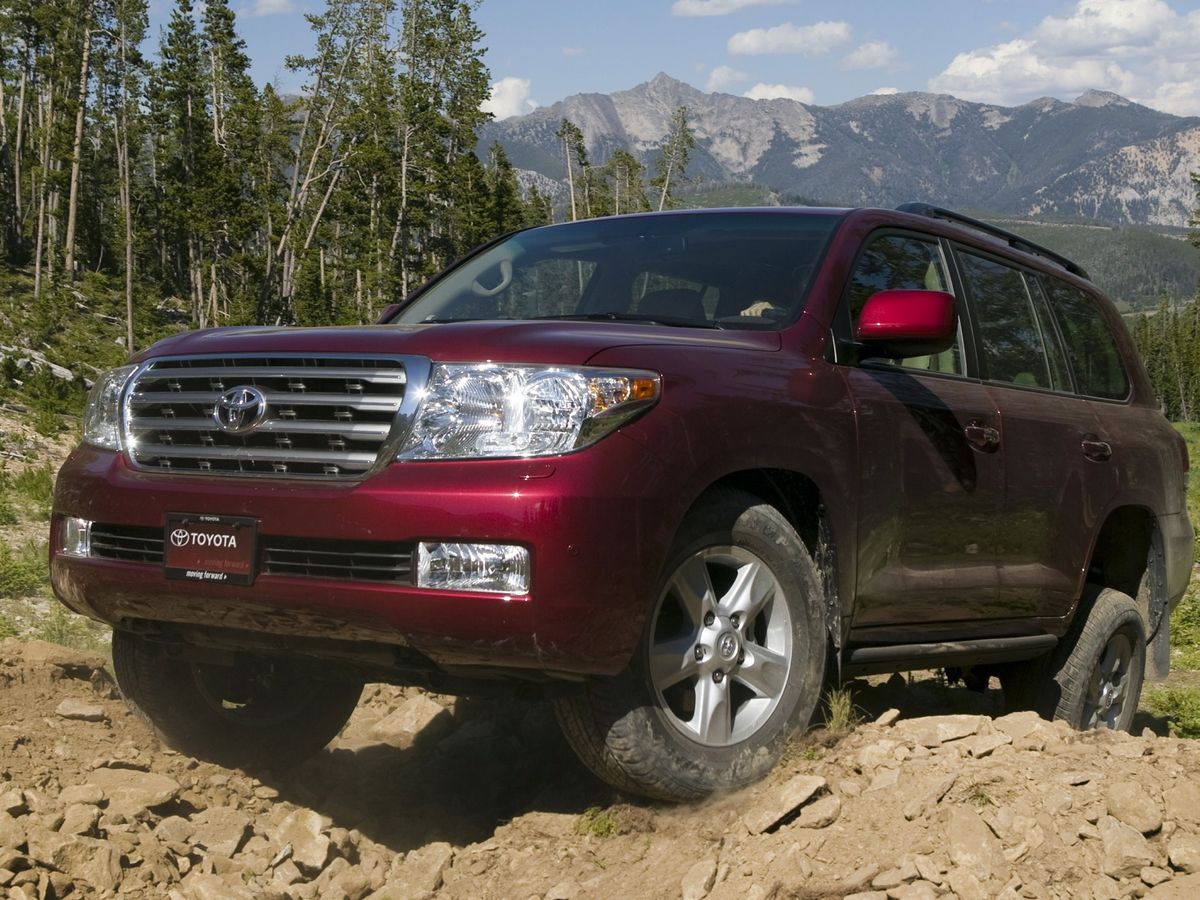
50 204 1194 801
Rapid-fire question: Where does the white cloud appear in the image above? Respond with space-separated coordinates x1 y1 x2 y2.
841 40 899 71
928 0 1200 114
562 46 584 58
744 82 815 103
706 65 749 92
672 0 796 17
870 87 900 96
481 77 539 120
728 20 852 56
246 0 294 16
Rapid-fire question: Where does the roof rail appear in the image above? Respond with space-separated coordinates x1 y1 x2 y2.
895 202 1090 280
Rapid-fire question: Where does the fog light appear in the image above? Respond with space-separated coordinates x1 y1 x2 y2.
417 542 529 594
59 517 92 558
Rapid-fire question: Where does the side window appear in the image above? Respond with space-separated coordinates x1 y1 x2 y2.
1041 279 1131 400
959 251 1066 390
845 233 963 375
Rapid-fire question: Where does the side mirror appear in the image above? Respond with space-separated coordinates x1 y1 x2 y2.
376 302 402 324
855 289 957 358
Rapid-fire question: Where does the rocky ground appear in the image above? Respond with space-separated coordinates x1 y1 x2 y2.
3 640 1200 899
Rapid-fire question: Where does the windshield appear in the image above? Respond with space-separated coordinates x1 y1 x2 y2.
391 211 844 329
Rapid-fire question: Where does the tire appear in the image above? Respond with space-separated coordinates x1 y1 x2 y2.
1001 588 1145 731
112 630 363 770
553 489 827 802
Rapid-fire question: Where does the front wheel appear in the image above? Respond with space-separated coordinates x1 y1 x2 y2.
553 490 827 802
112 631 363 770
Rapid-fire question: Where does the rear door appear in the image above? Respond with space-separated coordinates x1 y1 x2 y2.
837 232 1006 630
955 249 1118 621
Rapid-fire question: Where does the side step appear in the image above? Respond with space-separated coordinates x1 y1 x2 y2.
842 634 1058 677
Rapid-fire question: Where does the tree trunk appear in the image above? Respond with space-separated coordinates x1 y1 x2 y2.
64 22 93 282
14 46 28 223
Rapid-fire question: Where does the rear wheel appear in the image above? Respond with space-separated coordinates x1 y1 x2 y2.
112 630 362 769
553 489 826 801
1001 588 1145 732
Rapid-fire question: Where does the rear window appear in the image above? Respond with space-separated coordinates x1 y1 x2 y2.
1040 279 1130 400
391 213 842 330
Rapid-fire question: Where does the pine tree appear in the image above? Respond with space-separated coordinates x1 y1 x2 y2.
556 118 586 221
652 105 696 211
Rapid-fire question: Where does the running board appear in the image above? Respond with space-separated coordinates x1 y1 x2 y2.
842 634 1058 677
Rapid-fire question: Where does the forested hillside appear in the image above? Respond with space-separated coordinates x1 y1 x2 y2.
0 0 546 347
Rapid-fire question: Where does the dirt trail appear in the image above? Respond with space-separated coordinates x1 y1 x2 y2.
3 640 1200 900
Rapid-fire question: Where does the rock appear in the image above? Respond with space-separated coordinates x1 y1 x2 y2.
1099 816 1157 879
797 795 841 829
190 807 252 858
992 711 1042 741
155 816 194 845
178 872 257 900
743 775 827 835
545 880 582 900
895 715 986 746
945 868 984 900
392 841 453 898
48 836 122 892
1168 833 1200 874
88 768 181 817
1142 867 1173 886
369 696 454 745
945 806 1007 883
54 699 107 723
873 709 901 726
1107 782 1163 835
681 858 718 900
891 882 939 900
271 810 331 875
857 740 900 771
1060 771 1103 787
1149 872 1200 897
962 733 1012 758
844 893 888 900
903 774 957 822
57 804 100 836
0 792 25 817
1165 783 1200 827
59 784 103 807
0 814 25 851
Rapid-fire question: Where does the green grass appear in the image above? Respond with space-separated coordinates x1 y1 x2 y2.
1177 422 1200 562
1144 686 1200 738
0 540 47 598
573 806 619 838
11 464 55 522
823 687 859 734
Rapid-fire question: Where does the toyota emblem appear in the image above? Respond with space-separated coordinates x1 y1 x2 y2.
212 386 269 434
170 528 190 548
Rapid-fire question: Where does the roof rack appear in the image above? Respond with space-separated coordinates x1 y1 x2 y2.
895 202 1090 280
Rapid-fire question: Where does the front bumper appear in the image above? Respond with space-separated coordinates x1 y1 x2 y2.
51 436 678 676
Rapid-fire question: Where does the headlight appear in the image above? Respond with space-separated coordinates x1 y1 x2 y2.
82 364 136 450
397 364 660 460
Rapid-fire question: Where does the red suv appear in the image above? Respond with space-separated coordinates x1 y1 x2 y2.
51 205 1194 801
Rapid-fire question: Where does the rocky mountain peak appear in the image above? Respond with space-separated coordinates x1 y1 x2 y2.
1074 89 1134 108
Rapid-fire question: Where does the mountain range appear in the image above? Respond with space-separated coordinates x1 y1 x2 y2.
479 73 1200 228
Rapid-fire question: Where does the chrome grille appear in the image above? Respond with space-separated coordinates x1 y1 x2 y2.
124 355 411 479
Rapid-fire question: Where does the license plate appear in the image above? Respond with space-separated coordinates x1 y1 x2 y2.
164 514 257 586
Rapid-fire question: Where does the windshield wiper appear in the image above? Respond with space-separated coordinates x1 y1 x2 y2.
534 312 721 329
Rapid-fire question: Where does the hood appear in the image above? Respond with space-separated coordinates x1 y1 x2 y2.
134 319 782 366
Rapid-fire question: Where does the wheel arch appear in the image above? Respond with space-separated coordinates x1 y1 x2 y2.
1079 504 1168 642
690 468 845 656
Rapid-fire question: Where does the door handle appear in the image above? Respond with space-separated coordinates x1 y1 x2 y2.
1081 435 1112 462
964 421 1000 451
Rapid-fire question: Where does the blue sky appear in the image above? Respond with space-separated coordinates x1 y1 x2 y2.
156 0 1200 116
